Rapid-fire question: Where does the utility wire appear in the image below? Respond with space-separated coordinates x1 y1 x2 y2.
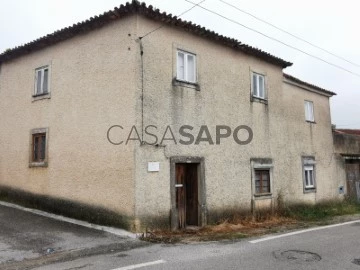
184 0 360 78
141 0 206 39
220 0 360 68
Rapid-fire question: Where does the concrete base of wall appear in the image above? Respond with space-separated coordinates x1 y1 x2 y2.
0 185 133 231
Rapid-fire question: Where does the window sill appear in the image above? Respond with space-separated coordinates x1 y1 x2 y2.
305 120 316 124
254 193 272 199
304 188 316 193
251 96 268 104
29 161 48 168
172 78 200 91
32 92 51 102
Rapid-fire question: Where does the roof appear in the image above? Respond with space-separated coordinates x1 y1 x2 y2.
283 73 336 96
334 129 360 136
0 1 292 68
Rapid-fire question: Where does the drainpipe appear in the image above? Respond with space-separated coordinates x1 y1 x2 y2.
139 37 144 142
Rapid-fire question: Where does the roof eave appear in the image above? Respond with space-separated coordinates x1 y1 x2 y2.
0 1 292 68
283 73 336 97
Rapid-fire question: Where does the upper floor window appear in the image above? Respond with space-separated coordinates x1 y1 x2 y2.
304 100 314 122
34 66 49 96
251 72 266 99
177 50 196 83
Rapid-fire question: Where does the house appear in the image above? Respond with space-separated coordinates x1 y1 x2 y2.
333 129 360 202
0 1 346 231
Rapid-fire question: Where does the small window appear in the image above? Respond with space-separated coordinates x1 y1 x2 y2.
252 73 266 99
255 170 271 194
303 157 316 192
30 128 48 167
35 66 49 96
304 165 315 188
304 101 314 122
32 133 46 162
177 50 196 83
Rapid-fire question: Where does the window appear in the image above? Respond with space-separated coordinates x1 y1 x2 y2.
30 128 48 167
302 157 316 192
35 66 49 96
252 73 266 99
32 133 46 162
177 50 196 83
255 170 270 194
304 165 315 188
304 101 314 122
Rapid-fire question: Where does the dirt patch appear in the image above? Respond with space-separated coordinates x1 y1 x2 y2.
140 214 360 243
141 216 298 243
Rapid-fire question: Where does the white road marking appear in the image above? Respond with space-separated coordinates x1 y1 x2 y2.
112 260 166 270
249 219 360 244
0 201 137 238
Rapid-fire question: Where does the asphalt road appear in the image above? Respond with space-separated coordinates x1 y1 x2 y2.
38 220 360 270
1 203 360 270
0 204 148 270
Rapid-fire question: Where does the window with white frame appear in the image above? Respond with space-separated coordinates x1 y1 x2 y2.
35 66 49 96
304 165 315 188
251 72 266 99
177 50 196 83
304 100 314 122
303 157 316 191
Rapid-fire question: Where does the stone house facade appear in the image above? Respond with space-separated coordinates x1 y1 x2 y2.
0 1 346 231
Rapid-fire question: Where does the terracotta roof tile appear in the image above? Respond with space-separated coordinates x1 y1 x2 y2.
335 129 360 136
283 73 336 96
0 1 292 68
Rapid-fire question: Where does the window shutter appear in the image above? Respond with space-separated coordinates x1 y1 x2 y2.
43 69 49 93
252 74 258 96
177 52 185 81
36 70 43 95
258 75 264 98
305 101 314 121
187 54 195 82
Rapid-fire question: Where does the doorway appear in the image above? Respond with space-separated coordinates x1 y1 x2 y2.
345 161 360 202
176 163 198 228
170 157 206 230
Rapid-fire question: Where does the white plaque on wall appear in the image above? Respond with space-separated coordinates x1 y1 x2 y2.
148 162 160 172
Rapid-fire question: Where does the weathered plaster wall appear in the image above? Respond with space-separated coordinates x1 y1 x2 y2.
280 83 345 202
133 16 344 228
0 16 137 219
0 13 345 231
334 132 360 155
333 132 360 196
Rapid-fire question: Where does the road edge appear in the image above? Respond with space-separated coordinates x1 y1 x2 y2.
0 200 137 238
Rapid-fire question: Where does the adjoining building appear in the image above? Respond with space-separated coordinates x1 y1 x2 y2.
333 129 360 202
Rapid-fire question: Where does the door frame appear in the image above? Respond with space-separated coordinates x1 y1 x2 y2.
170 156 206 230
344 158 360 202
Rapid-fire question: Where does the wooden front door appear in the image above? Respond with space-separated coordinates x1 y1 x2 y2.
345 162 360 202
175 163 199 229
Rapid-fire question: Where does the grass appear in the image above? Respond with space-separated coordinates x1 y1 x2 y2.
282 199 360 221
141 199 360 243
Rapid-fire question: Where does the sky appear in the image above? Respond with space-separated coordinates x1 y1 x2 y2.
1 0 359 128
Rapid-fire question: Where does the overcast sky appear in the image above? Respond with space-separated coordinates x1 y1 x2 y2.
1 0 359 128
